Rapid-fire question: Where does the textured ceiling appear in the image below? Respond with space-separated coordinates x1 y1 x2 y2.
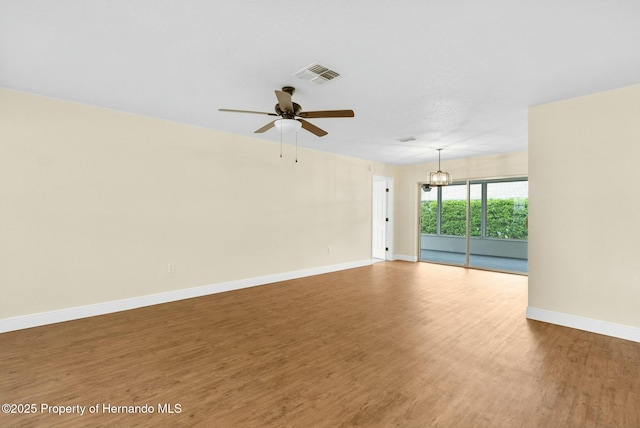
2 1 640 165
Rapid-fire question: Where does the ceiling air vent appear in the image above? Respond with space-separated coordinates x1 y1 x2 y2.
397 137 416 143
293 62 341 86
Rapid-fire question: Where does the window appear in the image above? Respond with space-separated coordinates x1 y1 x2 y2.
440 184 467 236
420 186 437 234
486 181 528 240
420 178 528 241
469 183 482 237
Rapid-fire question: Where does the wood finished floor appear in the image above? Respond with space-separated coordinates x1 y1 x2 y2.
1 261 639 427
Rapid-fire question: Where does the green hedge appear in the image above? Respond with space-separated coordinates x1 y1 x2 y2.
421 198 528 240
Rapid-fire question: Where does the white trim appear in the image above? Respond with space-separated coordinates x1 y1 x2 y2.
526 306 640 343
392 254 417 262
0 259 372 334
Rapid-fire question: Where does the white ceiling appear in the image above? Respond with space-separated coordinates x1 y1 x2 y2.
2 1 640 165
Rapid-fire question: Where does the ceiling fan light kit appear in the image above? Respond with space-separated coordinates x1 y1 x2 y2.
428 149 453 186
274 118 302 134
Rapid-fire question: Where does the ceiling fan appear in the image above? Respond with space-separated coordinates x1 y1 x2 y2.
218 86 354 137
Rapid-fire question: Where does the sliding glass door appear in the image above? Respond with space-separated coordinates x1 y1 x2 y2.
420 182 467 265
419 178 528 274
468 180 528 272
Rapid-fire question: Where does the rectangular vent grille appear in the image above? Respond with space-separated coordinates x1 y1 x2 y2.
293 62 341 86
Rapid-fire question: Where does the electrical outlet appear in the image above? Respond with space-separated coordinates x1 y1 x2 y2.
327 246 332 254
167 263 175 273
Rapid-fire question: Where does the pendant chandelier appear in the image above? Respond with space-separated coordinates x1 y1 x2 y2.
429 148 453 186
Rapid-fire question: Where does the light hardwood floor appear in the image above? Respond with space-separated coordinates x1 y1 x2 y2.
1 262 639 427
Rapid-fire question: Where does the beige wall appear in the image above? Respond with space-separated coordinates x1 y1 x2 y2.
0 89 386 319
394 152 529 258
8 82 637 332
529 84 640 328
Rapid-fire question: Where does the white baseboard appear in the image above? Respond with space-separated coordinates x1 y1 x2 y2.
526 306 640 343
392 254 417 262
0 259 372 334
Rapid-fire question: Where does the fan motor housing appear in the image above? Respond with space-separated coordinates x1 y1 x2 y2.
275 102 302 118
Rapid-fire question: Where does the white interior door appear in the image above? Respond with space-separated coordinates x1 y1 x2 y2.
372 180 387 259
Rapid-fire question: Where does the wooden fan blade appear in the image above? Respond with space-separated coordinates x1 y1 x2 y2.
298 119 328 137
219 108 277 116
254 121 276 133
298 110 355 118
275 90 294 113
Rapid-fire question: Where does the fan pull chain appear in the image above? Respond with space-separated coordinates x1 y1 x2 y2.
295 131 298 163
279 123 283 158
